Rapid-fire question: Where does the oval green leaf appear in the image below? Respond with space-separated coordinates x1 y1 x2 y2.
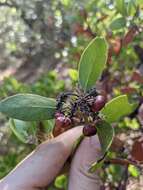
100 95 138 123
0 94 56 121
110 17 126 30
96 121 114 154
78 37 108 92
9 119 37 144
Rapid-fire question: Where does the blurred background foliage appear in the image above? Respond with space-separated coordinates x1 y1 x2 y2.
0 0 143 189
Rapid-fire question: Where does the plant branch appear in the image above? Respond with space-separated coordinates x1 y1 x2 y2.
105 158 137 166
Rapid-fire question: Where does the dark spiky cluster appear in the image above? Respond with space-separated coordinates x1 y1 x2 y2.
54 87 106 137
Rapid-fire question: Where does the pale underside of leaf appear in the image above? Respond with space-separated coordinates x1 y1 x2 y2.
9 118 37 143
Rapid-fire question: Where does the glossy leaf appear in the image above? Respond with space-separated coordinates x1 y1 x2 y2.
0 94 56 121
78 37 108 92
9 119 37 144
96 121 114 154
100 95 138 123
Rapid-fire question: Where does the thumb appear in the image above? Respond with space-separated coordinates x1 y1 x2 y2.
68 135 102 190
0 126 83 190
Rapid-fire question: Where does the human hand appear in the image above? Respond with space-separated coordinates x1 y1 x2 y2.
0 126 102 190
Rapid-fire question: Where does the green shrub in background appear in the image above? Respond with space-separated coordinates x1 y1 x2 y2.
0 0 143 189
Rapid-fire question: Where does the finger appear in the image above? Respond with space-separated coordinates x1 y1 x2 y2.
68 135 102 190
1 126 83 190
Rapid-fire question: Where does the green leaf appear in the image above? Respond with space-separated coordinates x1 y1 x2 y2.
0 94 56 121
96 121 114 154
86 121 114 173
78 37 108 92
89 159 105 173
68 69 78 81
89 152 109 173
124 117 140 130
128 165 140 178
115 0 127 15
100 95 138 123
43 119 55 133
127 0 137 16
76 122 114 173
60 0 70 6
55 174 67 189
110 17 126 30
9 119 37 144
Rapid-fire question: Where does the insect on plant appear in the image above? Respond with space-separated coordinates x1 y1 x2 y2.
0 37 138 171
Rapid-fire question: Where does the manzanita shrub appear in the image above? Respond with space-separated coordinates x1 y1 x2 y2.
0 37 137 171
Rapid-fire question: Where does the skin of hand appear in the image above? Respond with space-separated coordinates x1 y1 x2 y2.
0 126 102 190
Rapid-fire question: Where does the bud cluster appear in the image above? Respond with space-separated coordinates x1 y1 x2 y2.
54 87 106 137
